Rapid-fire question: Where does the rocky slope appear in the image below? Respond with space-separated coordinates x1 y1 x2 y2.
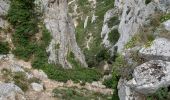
1 0 170 100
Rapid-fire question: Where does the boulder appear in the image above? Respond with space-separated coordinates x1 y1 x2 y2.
0 83 26 100
139 38 170 61
32 70 48 80
10 64 25 72
127 60 170 95
163 20 170 31
31 83 44 92
118 78 145 100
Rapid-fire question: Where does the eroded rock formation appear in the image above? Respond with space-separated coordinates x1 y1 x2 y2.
42 0 87 68
114 0 170 52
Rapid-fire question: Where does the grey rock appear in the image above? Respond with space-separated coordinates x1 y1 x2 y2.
139 38 170 61
101 8 119 48
84 16 89 29
31 83 44 92
42 0 87 68
127 60 170 95
10 64 25 72
0 83 26 100
118 78 145 100
0 0 10 29
114 0 170 52
163 20 170 31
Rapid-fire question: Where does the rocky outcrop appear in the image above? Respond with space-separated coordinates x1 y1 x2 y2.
118 78 145 100
114 0 170 52
0 83 26 100
139 38 170 61
31 83 44 92
127 60 170 95
101 8 119 47
42 0 87 68
0 0 10 29
163 20 170 31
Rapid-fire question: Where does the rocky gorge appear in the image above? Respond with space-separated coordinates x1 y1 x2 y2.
1 0 170 100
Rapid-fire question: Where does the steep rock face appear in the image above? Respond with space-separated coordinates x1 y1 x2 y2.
114 0 170 52
0 0 9 29
127 60 170 95
42 0 87 68
101 8 119 48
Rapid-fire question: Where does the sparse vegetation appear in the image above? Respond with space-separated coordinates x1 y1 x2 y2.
52 87 112 100
13 72 29 92
161 13 170 22
147 87 170 100
1 69 41 92
75 0 116 68
125 32 155 49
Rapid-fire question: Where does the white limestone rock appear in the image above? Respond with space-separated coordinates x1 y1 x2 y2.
114 0 170 52
127 60 170 95
0 0 10 29
0 83 26 100
31 83 44 92
101 8 119 47
163 20 170 31
139 38 170 61
43 0 87 68
118 78 145 100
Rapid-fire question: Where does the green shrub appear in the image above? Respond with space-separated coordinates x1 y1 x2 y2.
7 0 38 60
103 77 114 88
96 48 110 63
108 29 120 45
0 42 10 54
145 0 152 4
41 64 102 83
108 16 119 28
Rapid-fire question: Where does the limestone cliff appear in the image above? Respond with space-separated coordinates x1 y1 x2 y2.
42 0 87 68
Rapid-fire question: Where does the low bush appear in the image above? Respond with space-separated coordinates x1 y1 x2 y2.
103 77 114 88
41 64 102 83
108 29 120 45
0 42 10 54
7 0 38 60
52 87 112 100
145 0 152 4
108 16 120 28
